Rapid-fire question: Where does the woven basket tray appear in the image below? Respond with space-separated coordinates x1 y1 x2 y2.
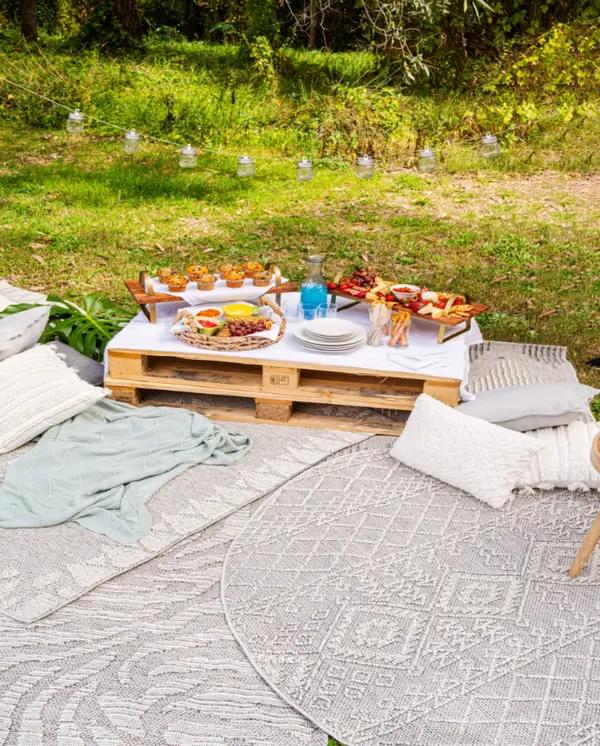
173 297 286 351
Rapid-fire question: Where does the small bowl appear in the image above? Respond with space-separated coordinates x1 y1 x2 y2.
223 301 258 319
195 306 224 321
391 284 420 301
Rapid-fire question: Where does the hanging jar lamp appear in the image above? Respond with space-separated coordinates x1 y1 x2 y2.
417 148 437 173
481 133 500 158
123 129 141 154
237 155 255 178
296 159 313 181
179 144 198 168
66 109 84 134
356 154 375 179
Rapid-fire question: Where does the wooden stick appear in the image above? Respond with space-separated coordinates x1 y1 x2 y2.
568 511 600 578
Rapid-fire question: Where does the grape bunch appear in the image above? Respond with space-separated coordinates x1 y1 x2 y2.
226 317 270 337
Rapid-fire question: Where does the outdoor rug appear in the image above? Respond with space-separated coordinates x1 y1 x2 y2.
0 506 325 745
223 448 600 746
0 423 368 623
0 437 388 745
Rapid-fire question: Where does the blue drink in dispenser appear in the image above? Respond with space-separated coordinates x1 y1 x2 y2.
300 255 328 320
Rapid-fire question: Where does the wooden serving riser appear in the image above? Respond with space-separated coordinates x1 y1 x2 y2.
126 270 294 323
331 290 488 343
105 347 461 435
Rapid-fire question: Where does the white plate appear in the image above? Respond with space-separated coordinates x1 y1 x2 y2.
293 327 366 351
293 328 366 346
294 339 365 353
300 318 364 339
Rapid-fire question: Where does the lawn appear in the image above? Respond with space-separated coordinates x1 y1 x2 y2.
0 34 599 746
1 125 599 414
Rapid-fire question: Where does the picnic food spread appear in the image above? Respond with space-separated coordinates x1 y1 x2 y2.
128 259 484 349
327 267 480 322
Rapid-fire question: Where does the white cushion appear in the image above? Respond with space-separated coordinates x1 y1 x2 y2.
390 394 545 508
458 382 598 431
518 421 600 491
0 306 50 361
0 280 46 305
0 345 106 453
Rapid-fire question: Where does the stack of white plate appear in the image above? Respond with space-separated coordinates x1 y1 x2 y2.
292 318 367 352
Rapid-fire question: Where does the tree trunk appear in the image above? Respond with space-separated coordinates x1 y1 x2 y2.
307 0 318 49
20 0 37 41
113 0 142 38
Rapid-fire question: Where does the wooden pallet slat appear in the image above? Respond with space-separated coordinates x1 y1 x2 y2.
105 346 460 434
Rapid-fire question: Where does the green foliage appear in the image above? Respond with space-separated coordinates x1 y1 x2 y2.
0 294 131 360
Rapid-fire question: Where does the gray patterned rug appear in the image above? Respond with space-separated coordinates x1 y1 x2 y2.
0 506 325 746
0 423 367 623
223 449 600 746
0 438 389 746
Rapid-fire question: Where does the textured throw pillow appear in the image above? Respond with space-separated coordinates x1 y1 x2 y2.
0 344 106 453
518 421 600 491
45 340 105 387
458 382 598 431
390 394 545 508
0 306 50 361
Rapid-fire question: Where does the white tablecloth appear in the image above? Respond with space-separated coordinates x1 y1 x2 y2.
106 294 482 394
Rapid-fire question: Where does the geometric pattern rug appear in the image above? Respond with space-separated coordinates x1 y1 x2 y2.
223 448 600 746
0 423 368 623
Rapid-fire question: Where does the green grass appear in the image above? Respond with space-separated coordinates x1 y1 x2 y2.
0 42 599 745
1 124 599 402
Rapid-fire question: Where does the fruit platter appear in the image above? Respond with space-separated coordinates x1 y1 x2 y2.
328 267 487 343
171 298 286 351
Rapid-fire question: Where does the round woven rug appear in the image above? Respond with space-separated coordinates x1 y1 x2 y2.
222 449 600 746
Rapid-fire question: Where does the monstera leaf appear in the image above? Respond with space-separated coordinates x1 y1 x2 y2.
0 293 132 361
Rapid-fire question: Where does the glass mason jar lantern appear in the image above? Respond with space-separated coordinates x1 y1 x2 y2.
237 155 255 178
66 109 84 134
481 133 500 158
356 154 375 179
417 148 437 173
179 144 198 169
296 158 313 181
123 129 141 154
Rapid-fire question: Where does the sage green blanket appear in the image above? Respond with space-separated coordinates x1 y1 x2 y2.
0 399 250 544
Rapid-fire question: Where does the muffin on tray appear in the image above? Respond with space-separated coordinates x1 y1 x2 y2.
243 261 264 278
197 273 217 291
224 269 245 289
167 273 188 292
186 264 209 282
219 263 241 280
253 270 271 287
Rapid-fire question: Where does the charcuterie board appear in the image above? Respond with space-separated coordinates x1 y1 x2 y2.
328 268 488 343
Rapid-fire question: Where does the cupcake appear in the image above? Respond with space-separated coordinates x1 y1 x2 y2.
167 273 188 292
224 270 244 289
187 264 209 282
253 270 271 287
197 273 216 291
158 267 172 283
243 261 264 278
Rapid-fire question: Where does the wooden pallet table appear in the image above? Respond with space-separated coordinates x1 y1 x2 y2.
105 346 460 435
